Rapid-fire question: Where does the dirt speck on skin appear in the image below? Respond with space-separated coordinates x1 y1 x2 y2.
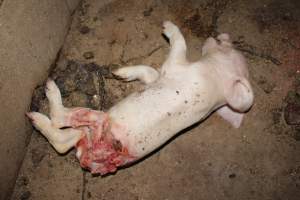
12 0 300 199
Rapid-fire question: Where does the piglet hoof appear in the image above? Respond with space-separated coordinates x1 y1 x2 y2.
112 68 135 82
26 112 51 131
26 112 35 122
163 21 178 39
45 79 61 102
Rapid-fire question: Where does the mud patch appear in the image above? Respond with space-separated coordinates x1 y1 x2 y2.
182 0 229 37
253 0 300 33
49 59 115 110
283 78 300 141
251 0 300 73
280 31 300 73
284 101 300 125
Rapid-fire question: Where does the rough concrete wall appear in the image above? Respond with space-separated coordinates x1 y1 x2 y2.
0 0 80 199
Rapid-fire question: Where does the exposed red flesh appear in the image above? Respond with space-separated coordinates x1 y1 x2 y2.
68 109 136 175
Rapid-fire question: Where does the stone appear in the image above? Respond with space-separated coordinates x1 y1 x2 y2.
83 51 94 59
79 26 91 34
284 102 300 125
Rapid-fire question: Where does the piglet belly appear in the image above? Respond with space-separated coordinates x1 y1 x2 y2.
74 112 137 175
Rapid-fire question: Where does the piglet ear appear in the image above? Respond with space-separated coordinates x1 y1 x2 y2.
217 106 244 128
224 77 254 112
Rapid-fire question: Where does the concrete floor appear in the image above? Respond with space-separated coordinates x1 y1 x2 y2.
12 0 300 199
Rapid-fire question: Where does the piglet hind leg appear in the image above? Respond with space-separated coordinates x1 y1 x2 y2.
40 79 135 173
26 112 83 153
46 79 94 128
46 79 71 128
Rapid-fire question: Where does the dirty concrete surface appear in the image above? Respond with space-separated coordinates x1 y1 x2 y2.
12 0 300 199
0 0 80 199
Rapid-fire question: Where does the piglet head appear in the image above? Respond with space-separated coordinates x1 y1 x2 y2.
203 33 254 113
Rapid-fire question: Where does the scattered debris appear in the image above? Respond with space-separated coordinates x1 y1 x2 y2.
182 0 229 37
228 173 236 179
118 17 124 22
233 40 282 66
79 26 91 34
17 176 29 186
272 108 283 125
83 51 94 59
284 102 300 125
20 191 31 200
143 7 153 17
257 76 276 94
31 147 46 168
284 83 300 126
292 126 300 141
283 79 300 140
